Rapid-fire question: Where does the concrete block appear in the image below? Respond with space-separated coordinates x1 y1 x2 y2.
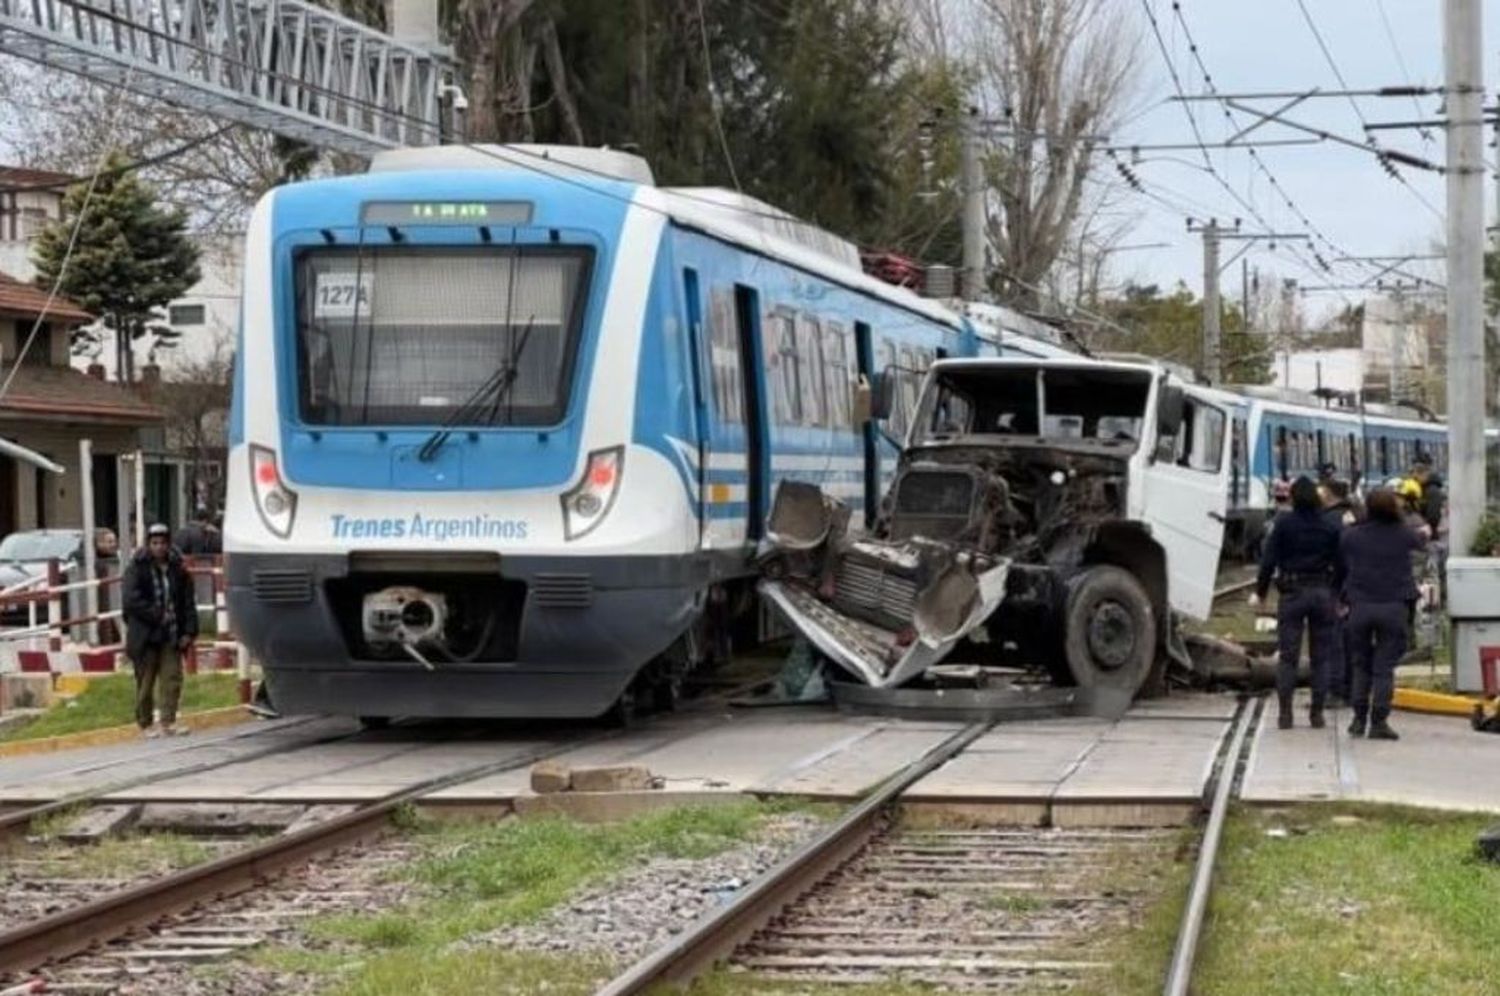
58 804 142 843
529 760 572 794
1 674 54 711
137 803 308 836
570 764 655 793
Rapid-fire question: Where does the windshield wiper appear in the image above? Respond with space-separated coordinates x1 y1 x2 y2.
417 316 536 463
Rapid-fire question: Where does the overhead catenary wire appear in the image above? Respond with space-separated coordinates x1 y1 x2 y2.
1372 0 1436 144
695 0 742 193
1138 1 1349 298
1287 0 1444 221
0 65 141 400
1164 1 1443 290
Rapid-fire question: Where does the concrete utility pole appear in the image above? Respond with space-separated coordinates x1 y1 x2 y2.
1445 0 1486 553
1199 220 1222 384
1189 221 1308 384
960 107 986 302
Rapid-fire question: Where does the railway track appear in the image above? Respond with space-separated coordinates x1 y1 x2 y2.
0 670 781 985
601 698 1262 994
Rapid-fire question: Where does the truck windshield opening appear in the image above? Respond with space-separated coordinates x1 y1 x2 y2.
914 365 1151 449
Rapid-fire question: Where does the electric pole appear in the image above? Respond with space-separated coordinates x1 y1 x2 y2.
961 107 985 302
1188 220 1308 385
1445 0 1485 553
1199 220 1222 383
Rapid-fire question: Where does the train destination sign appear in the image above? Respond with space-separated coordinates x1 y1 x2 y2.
360 201 534 226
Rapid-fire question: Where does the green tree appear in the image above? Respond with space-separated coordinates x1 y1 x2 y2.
1101 283 1272 386
31 151 201 383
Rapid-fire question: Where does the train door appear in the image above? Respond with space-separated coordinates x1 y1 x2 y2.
853 321 877 528
689 276 769 546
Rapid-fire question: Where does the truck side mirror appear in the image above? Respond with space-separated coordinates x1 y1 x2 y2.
856 372 894 423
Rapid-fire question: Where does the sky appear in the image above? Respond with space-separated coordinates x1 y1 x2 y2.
1107 0 1497 321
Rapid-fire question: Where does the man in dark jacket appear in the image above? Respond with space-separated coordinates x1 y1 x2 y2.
1337 488 1426 741
1252 476 1342 730
123 524 199 738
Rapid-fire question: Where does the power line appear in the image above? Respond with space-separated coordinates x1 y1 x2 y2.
1373 0 1437 143
1288 0 1443 220
0 126 238 194
1165 1 1441 288
1138 1 1343 294
694 0 741 192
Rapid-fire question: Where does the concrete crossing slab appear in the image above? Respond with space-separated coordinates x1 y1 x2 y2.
1243 693 1500 813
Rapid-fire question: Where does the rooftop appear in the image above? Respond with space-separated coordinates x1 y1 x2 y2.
0 166 76 191
0 364 162 425
0 271 91 323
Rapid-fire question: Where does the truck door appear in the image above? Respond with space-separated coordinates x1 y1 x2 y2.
1142 392 1232 620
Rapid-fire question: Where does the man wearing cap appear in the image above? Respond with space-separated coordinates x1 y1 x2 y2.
122 524 199 737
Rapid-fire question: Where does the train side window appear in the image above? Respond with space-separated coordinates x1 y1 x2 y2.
764 311 801 424
1275 425 1288 478
823 323 852 429
795 315 825 426
706 288 743 424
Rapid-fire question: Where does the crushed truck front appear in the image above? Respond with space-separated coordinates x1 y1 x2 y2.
758 357 1231 697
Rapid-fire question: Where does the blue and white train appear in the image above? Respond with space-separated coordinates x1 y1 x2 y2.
224 144 1065 721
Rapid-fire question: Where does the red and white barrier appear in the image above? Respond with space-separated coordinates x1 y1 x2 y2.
0 556 253 704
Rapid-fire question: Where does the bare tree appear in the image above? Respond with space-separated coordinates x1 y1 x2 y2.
147 333 234 514
0 60 338 233
970 0 1138 306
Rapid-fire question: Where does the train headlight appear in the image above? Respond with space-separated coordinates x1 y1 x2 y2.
561 447 623 541
250 444 298 539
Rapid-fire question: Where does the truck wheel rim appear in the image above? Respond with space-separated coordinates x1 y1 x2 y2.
1086 599 1136 670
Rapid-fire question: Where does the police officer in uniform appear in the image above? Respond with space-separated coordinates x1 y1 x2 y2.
1252 476 1342 730
1337 487 1427 741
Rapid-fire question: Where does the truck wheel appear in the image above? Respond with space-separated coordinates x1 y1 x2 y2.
1062 566 1156 695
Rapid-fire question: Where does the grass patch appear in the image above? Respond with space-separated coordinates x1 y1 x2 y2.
1193 804 1500 996
252 801 820 995
1077 804 1500 996
0 672 239 742
9 832 215 880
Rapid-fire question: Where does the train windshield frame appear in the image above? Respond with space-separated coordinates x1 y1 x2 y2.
911 364 1152 453
292 244 595 427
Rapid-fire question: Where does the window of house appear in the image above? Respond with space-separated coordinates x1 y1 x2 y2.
20 323 51 366
169 304 206 326
18 207 48 239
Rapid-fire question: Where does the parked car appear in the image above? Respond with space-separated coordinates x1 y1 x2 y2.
0 529 85 626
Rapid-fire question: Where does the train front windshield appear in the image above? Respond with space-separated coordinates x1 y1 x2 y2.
294 246 593 426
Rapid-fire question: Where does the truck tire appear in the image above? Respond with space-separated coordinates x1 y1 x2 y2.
1062 565 1156 695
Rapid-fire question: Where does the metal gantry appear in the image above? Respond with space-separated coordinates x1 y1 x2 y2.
0 0 455 156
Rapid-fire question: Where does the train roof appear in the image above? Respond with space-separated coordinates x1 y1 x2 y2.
369 144 970 332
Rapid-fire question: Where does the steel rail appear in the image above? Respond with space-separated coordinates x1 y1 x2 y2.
0 716 350 840
596 721 991 995
0 675 779 977
1162 696 1260 996
0 727 621 975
